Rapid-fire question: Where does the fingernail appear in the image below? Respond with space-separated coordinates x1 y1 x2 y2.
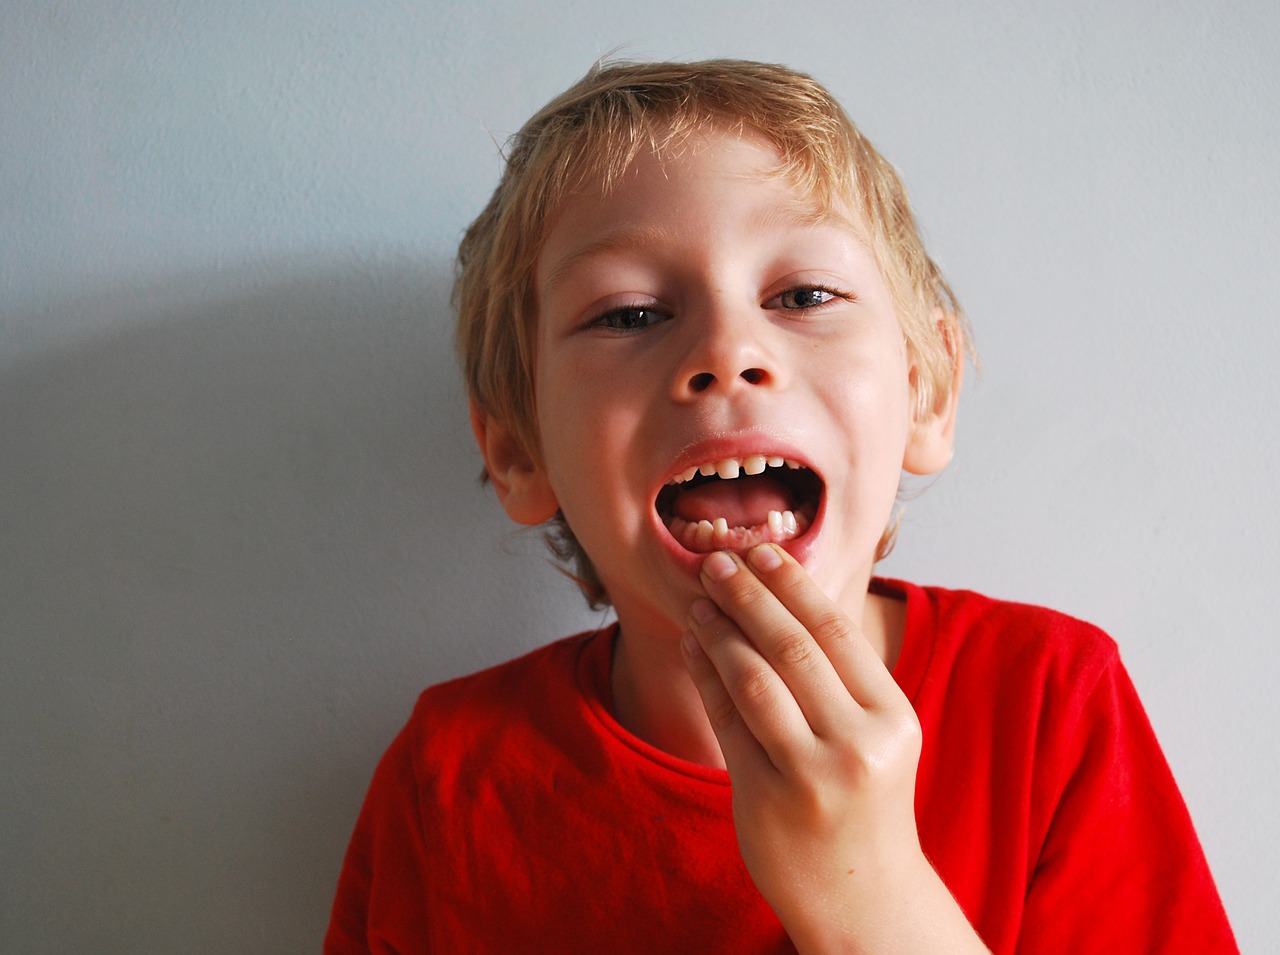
703 551 737 581
749 543 783 571
689 597 718 625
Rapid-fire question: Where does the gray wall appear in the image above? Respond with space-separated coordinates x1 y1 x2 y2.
3 2 1276 951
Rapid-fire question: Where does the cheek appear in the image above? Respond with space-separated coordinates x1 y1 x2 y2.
830 356 914 434
534 373 637 521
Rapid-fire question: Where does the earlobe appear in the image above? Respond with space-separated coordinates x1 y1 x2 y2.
902 310 964 476
469 402 559 525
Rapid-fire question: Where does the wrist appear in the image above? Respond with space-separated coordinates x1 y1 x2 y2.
778 848 988 955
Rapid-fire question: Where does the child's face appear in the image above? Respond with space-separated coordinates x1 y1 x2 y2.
491 127 953 635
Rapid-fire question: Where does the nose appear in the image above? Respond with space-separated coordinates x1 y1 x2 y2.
685 366 769 393
670 308 778 401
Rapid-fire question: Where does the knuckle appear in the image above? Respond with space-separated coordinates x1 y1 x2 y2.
808 609 853 645
727 577 770 610
785 767 842 821
880 696 922 738
833 743 886 784
890 708 924 752
707 695 739 731
735 665 775 707
771 631 817 670
833 712 921 780
698 616 737 650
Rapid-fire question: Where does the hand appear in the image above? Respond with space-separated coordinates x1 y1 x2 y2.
681 544 986 952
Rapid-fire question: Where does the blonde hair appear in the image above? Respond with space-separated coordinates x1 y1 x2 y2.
456 58 970 606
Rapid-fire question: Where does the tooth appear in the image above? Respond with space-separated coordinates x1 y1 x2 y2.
715 458 740 479
743 454 766 475
782 510 798 533
682 466 698 483
784 459 801 469
767 456 784 468
695 520 715 548
712 517 728 539
768 510 783 534
699 463 717 477
683 521 699 547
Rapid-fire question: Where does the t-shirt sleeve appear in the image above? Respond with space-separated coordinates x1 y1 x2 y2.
1016 653 1236 953
324 717 431 955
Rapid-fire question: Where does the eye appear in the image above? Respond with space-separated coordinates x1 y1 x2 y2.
591 305 669 332
771 285 845 310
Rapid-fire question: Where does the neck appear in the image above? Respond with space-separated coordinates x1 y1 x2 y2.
610 619 727 769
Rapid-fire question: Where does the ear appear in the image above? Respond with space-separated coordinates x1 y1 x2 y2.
902 310 964 476
469 401 559 525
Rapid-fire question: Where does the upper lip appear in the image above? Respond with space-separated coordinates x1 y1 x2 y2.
658 434 822 490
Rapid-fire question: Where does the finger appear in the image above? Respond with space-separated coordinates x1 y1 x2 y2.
679 626 773 774
686 590 824 770
695 552 858 744
741 544 902 712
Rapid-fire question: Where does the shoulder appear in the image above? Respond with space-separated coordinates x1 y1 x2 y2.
906 579 1115 650
338 628 606 830
881 578 1122 715
888 578 1118 665
407 629 600 733
879 582 1238 950
420 631 593 705
385 628 610 782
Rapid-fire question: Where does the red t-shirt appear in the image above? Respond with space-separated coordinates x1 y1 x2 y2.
325 580 1236 953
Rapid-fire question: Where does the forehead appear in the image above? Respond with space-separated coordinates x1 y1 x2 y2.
536 127 870 295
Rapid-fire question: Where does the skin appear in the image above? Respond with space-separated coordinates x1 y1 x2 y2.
473 127 986 952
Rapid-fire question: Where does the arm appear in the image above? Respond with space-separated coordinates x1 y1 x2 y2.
681 543 989 954
1012 648 1238 953
325 720 431 955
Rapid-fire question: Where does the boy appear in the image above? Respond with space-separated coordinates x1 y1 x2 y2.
326 60 1235 952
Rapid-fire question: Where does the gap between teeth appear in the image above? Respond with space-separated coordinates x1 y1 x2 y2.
671 455 802 484
668 509 803 549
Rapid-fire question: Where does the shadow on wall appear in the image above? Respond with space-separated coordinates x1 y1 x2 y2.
0 259 576 953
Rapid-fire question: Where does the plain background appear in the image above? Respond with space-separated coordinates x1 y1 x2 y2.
3 2 1276 951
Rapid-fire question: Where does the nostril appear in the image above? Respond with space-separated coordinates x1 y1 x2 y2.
689 372 715 392
740 368 766 385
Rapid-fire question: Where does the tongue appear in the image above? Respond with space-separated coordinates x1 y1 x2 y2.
671 475 794 528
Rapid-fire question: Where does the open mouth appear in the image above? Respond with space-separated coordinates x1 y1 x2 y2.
655 454 823 554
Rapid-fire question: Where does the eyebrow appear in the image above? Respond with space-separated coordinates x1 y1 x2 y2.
754 202 869 241
540 204 871 296
540 225 672 297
